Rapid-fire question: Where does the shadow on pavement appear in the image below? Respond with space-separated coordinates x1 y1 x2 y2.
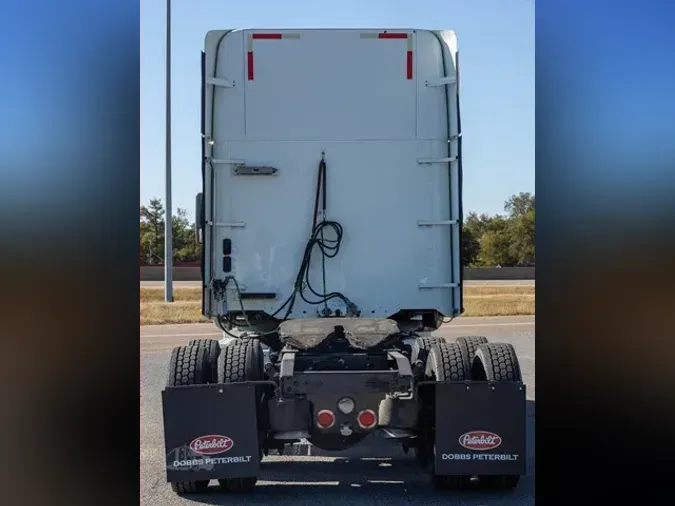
185 400 535 505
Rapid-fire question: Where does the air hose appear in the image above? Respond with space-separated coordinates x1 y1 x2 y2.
216 153 359 335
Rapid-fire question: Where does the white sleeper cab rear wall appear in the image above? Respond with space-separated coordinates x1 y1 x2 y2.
201 29 462 323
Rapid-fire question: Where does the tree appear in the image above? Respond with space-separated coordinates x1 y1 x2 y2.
507 208 535 266
460 193 535 267
476 216 516 266
505 192 535 218
503 193 535 265
461 227 480 266
140 198 200 264
172 208 201 263
464 211 492 239
140 198 165 264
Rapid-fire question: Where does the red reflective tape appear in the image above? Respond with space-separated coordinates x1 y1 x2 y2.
247 51 254 80
407 50 413 79
252 33 283 39
378 32 408 39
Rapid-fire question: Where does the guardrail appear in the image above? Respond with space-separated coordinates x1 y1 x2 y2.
140 265 535 281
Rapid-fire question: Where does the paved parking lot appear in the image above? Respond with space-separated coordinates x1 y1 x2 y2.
141 316 535 505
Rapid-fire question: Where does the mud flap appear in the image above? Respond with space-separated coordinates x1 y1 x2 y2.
162 383 261 482
434 381 526 476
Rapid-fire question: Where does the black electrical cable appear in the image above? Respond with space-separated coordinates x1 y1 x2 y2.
221 153 357 331
273 153 357 319
319 157 329 315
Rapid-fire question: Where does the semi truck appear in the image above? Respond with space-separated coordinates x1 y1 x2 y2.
161 28 526 495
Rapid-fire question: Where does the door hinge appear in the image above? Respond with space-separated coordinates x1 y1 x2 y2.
424 76 456 87
206 77 235 88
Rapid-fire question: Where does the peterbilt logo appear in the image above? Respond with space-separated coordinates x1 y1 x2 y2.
458 431 502 451
189 435 234 455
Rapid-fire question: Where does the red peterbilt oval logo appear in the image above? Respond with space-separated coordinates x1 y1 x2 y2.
189 435 234 455
458 431 502 451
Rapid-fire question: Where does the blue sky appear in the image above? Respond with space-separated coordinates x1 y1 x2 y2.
141 0 534 220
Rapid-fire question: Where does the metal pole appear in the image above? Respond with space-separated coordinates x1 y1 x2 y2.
164 0 173 302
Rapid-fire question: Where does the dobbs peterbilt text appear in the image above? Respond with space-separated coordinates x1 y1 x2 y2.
172 455 253 468
442 453 519 461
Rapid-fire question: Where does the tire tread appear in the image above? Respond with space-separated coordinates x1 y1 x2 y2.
472 342 523 490
166 344 210 495
426 342 471 490
216 340 263 493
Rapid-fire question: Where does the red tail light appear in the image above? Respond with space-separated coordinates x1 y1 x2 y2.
357 409 377 429
316 409 336 429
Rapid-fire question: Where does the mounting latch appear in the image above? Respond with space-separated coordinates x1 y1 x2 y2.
424 76 456 87
233 165 278 176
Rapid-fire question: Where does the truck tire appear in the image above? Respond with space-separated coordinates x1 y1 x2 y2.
424 342 472 490
410 336 445 366
166 344 210 495
455 335 488 373
188 338 221 382
412 337 450 468
472 342 522 490
471 342 522 382
216 340 264 493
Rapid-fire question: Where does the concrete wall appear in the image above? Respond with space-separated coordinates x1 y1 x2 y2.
140 265 535 281
140 265 202 281
464 267 535 280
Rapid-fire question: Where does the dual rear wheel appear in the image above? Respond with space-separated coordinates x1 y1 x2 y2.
416 335 522 491
166 338 264 496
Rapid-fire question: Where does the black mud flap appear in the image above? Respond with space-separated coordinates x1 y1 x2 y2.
434 381 526 476
162 383 261 483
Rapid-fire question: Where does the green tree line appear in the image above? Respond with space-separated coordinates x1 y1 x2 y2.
140 198 200 264
140 192 534 267
462 192 535 267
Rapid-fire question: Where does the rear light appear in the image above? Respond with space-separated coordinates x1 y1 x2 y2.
357 409 377 429
316 409 336 429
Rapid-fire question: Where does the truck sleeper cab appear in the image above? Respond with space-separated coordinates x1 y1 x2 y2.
162 28 527 496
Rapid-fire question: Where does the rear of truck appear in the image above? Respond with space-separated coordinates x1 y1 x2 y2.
162 28 526 496
199 28 462 327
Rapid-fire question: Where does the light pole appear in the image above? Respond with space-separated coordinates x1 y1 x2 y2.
164 0 173 302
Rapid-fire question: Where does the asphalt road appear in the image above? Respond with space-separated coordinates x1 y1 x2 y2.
141 316 535 505
141 279 535 288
